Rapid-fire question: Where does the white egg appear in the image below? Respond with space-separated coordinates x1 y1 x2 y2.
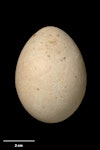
15 26 87 123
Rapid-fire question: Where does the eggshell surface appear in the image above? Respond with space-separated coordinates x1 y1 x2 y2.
15 26 87 123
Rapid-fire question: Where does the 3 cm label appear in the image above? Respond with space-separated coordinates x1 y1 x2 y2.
14 144 23 147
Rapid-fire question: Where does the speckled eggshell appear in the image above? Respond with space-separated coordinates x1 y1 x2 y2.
15 26 87 123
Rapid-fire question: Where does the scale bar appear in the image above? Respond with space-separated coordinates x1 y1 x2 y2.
3 140 35 142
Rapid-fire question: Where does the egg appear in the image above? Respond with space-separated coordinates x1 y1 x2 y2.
15 26 87 123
